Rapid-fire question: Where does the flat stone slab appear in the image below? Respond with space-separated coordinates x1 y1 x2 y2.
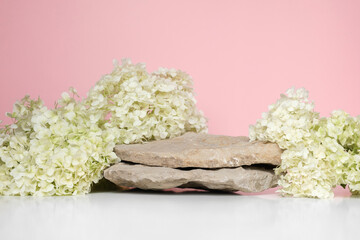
114 133 282 168
104 162 278 192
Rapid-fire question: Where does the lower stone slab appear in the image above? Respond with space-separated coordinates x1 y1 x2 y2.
104 162 278 192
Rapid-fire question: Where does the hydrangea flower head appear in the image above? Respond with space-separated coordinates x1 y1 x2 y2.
0 92 120 196
249 87 319 149
85 59 207 144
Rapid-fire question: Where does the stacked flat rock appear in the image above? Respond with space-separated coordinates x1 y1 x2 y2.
104 132 282 192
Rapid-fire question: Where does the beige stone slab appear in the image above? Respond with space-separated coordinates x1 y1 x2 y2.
104 162 278 192
114 132 282 168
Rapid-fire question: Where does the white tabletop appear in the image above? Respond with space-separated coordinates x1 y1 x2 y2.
0 187 358 240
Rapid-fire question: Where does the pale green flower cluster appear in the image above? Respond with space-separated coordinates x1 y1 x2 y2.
0 90 120 196
0 59 207 196
250 88 360 198
249 88 319 149
85 59 207 144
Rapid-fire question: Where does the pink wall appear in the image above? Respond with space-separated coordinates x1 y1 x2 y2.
1 0 359 136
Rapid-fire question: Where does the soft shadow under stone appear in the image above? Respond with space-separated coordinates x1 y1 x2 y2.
118 188 240 195
91 178 119 193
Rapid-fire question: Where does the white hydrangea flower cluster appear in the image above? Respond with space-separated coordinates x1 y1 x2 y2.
0 59 207 196
250 88 360 198
85 59 207 144
249 88 319 149
0 90 120 196
318 111 360 194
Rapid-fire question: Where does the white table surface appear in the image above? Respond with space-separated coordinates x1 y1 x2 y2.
0 187 359 240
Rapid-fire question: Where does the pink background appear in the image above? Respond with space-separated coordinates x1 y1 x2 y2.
1 0 360 136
